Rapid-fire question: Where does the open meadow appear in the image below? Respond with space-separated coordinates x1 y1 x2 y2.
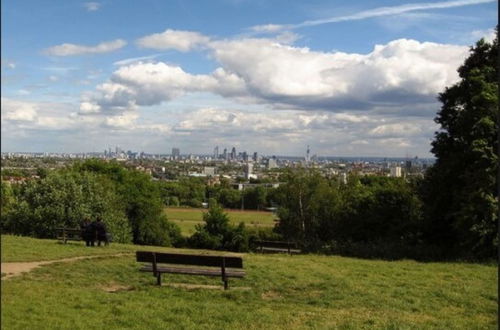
165 207 276 236
1 235 497 329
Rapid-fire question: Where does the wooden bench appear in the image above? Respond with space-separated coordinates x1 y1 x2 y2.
56 228 82 243
136 251 245 290
255 240 301 254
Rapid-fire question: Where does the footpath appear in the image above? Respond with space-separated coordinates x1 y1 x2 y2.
1 253 133 279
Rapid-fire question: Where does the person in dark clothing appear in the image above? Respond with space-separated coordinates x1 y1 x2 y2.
94 217 108 247
81 218 95 247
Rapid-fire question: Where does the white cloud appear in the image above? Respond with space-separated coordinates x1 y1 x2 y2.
113 54 163 66
1 98 38 122
369 123 423 137
250 0 494 36
43 39 126 56
470 28 496 43
136 29 210 51
249 24 287 33
1 60 16 69
104 113 139 128
84 2 101 12
81 35 469 117
79 102 101 114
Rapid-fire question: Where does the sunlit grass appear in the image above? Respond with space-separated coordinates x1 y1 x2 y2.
165 207 276 236
1 235 497 329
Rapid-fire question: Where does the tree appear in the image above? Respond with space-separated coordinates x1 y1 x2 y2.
188 200 248 251
2 171 133 243
73 160 181 246
421 35 498 258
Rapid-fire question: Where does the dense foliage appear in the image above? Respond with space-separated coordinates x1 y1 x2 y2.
188 199 249 251
420 36 498 259
1 160 182 247
273 169 426 259
2 170 133 243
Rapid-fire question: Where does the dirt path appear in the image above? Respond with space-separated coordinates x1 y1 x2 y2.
1 253 133 280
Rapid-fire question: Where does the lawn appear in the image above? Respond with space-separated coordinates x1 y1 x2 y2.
1 235 497 329
165 207 277 236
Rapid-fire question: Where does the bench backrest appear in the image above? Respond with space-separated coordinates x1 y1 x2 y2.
136 251 243 269
256 240 298 249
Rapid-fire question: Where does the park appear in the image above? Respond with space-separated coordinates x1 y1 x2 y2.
1 235 497 329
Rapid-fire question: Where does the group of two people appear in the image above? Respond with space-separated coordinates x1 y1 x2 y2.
80 216 109 247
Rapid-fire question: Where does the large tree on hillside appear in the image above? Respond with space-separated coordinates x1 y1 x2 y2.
421 35 498 258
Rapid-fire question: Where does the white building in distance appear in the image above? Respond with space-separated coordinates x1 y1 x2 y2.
390 166 402 177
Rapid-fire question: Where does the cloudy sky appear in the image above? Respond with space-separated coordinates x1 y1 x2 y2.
1 0 497 157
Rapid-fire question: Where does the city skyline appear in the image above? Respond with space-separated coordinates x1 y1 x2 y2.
1 0 497 156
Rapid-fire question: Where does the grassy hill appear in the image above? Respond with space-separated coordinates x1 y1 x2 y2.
165 207 276 236
1 235 497 329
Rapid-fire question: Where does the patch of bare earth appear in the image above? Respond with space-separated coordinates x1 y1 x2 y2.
1 253 133 280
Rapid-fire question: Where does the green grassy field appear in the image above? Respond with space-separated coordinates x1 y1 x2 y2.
165 208 277 236
1 235 497 329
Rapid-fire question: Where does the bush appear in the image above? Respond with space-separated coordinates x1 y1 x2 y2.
188 201 249 252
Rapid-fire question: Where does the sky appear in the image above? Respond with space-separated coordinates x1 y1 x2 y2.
1 0 497 157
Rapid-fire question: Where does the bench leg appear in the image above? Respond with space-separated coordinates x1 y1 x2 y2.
223 279 228 290
157 273 162 286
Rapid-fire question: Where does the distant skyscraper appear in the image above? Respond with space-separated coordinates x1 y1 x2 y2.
214 146 219 159
172 147 180 159
253 152 258 162
222 148 227 160
244 163 253 179
306 145 310 162
231 147 236 160
242 151 248 162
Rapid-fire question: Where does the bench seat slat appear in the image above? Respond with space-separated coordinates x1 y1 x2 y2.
140 265 245 277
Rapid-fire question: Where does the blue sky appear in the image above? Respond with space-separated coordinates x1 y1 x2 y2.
1 0 497 156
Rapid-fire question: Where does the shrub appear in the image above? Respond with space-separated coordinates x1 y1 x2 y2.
188 201 249 252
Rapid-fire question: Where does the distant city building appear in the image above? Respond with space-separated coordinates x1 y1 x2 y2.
203 167 216 176
253 152 258 162
214 146 219 159
267 158 278 169
390 166 402 177
172 147 180 159
244 163 253 179
222 148 227 160
405 160 412 172
340 172 347 184
231 147 236 160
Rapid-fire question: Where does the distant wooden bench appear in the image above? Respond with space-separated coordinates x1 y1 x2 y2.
255 240 301 254
56 228 82 243
136 251 246 290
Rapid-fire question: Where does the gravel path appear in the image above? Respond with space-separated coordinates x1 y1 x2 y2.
1 253 133 279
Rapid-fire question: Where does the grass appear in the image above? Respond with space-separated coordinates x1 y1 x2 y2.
2 235 498 329
165 207 277 236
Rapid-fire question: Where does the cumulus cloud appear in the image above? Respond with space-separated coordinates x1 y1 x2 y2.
136 29 210 51
82 35 468 115
470 28 496 43
43 39 126 56
169 107 437 156
1 98 38 122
